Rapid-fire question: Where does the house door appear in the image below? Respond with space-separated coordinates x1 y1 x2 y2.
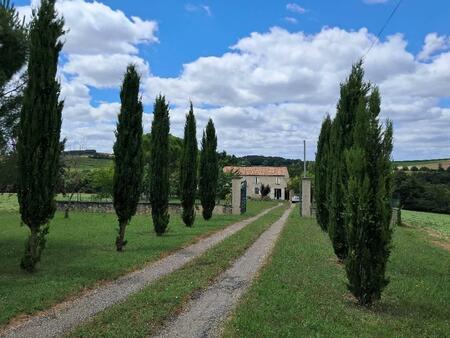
274 188 282 200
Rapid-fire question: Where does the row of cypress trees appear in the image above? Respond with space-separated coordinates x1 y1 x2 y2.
16 0 220 269
112 86 219 248
314 60 394 305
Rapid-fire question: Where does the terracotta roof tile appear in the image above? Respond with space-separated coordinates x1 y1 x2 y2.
223 166 289 177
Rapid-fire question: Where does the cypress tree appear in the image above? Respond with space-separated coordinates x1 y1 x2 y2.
149 95 170 235
180 102 198 227
199 119 218 220
328 60 370 260
113 64 144 251
16 0 64 272
345 87 394 305
315 115 332 231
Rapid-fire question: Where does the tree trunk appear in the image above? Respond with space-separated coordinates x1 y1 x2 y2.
21 227 39 272
116 220 127 251
64 207 69 219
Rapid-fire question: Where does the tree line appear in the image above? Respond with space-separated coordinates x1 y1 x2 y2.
314 61 394 306
2 0 219 271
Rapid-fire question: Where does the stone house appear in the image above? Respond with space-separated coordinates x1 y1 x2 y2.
223 166 290 200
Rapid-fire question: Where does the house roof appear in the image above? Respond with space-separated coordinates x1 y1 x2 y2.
223 166 289 177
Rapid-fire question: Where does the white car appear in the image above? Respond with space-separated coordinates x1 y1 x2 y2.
291 195 300 203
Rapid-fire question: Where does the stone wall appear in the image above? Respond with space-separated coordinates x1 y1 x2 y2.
56 201 232 215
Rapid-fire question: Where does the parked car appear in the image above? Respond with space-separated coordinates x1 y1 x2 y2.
291 195 300 203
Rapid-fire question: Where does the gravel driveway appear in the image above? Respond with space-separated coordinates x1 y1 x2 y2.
0 204 281 338
154 204 293 338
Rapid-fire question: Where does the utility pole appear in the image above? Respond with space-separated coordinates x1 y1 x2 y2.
303 139 306 177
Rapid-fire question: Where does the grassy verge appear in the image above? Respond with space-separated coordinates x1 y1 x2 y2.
402 209 450 240
0 200 276 327
67 203 287 337
223 206 450 337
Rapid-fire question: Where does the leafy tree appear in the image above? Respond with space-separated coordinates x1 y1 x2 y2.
410 166 419 172
17 0 64 272
328 60 370 260
113 65 144 251
199 119 218 220
89 167 114 199
216 170 236 202
149 95 170 235
344 87 394 305
287 176 300 194
315 115 332 231
180 102 198 227
0 0 28 154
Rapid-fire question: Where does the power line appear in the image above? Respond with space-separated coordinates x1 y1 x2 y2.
362 0 404 60
323 0 404 117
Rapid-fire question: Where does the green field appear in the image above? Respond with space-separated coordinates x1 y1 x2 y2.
393 158 450 170
403 210 450 240
223 206 450 337
0 199 276 327
63 155 113 171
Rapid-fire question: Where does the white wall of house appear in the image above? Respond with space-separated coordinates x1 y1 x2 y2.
241 175 289 200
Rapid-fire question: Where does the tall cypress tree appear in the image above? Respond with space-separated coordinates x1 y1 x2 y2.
315 115 332 231
328 60 370 260
180 102 198 227
17 0 64 272
113 65 144 251
149 95 170 235
199 119 218 220
345 87 393 305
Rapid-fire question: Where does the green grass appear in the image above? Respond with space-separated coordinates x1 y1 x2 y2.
402 210 450 240
223 206 450 337
63 155 113 171
67 203 287 337
0 200 276 327
0 194 18 212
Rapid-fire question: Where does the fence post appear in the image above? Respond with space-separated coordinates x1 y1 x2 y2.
232 178 241 215
301 177 312 217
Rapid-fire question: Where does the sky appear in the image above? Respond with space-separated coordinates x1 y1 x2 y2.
14 0 450 160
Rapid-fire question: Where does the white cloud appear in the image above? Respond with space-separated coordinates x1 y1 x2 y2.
63 54 150 88
286 3 307 14
143 27 450 159
417 33 450 61
185 3 212 16
285 17 298 24
14 1 450 159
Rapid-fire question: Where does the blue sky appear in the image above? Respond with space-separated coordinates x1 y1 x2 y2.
15 0 450 160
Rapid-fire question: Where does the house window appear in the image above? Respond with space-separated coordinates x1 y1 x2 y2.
255 177 259 184
255 187 260 195
276 177 280 185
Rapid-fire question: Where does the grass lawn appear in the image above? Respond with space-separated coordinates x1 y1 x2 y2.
67 203 288 337
0 200 277 327
0 194 19 212
223 206 450 337
402 209 450 240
